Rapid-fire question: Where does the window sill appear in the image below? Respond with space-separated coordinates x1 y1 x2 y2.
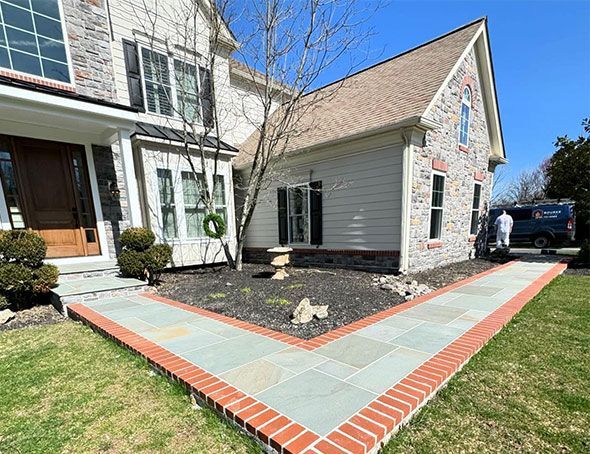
0 68 74 92
459 144 470 153
427 240 443 249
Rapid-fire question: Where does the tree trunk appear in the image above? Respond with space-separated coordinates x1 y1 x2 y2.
234 240 244 271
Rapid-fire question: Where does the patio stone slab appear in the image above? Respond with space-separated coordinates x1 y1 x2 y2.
442 295 506 312
315 334 397 369
400 303 467 324
256 369 376 436
187 317 246 339
356 322 410 342
265 347 327 374
453 284 503 297
389 322 465 354
147 324 225 354
346 347 430 393
314 360 359 380
220 359 295 395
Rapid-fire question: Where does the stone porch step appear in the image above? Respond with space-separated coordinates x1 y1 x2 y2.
56 260 120 282
52 276 150 311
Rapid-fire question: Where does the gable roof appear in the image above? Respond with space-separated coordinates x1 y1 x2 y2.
236 17 505 167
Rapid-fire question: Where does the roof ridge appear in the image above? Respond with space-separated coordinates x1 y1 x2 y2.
304 17 486 97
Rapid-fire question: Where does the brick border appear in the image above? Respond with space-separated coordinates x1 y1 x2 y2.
68 259 567 453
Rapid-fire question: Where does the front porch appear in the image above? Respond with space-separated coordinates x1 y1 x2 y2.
0 80 141 265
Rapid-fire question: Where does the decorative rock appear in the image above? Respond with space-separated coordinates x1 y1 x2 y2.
291 298 329 324
376 275 433 300
380 283 395 291
0 309 15 325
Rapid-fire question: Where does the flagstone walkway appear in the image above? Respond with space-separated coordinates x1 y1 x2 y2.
68 258 567 454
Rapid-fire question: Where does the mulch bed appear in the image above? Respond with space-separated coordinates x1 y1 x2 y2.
158 259 501 339
0 304 65 332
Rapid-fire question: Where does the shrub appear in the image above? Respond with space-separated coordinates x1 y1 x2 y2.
119 227 155 252
0 263 33 294
0 295 9 311
116 228 172 285
32 264 59 294
117 249 147 280
0 230 46 267
577 239 590 264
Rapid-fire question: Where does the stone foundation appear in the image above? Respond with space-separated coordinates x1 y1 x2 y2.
243 248 399 273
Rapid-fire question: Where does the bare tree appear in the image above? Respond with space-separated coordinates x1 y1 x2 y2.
492 159 550 207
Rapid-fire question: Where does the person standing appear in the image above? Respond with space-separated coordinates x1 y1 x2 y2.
494 210 513 248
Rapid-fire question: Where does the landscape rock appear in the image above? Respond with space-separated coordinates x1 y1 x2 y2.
375 275 433 299
291 298 329 324
0 309 15 325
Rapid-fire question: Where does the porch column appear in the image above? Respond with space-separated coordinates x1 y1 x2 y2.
118 129 143 227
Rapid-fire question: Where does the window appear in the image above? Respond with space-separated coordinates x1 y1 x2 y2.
288 185 309 243
174 59 202 123
214 175 227 225
470 183 482 235
459 86 471 146
157 168 177 239
142 48 173 116
429 173 445 239
0 0 70 82
0 148 24 228
506 208 532 222
181 171 205 238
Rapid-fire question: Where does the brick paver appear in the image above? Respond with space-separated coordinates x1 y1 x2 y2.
68 259 566 453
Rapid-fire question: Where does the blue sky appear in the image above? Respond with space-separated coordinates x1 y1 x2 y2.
312 0 590 181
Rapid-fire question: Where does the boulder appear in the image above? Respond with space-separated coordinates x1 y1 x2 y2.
291 298 329 324
0 309 15 325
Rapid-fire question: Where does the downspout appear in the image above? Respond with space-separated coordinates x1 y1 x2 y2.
399 128 414 273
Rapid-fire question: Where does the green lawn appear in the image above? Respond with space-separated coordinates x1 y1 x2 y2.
383 275 590 453
1 275 588 453
0 321 260 453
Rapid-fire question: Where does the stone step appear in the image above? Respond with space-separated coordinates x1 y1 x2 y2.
56 260 120 282
51 276 150 312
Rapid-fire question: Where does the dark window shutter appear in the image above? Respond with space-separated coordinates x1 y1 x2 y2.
309 181 322 245
199 66 214 127
122 39 145 112
277 187 288 245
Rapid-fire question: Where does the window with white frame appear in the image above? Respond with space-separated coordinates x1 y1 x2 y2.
174 59 202 123
288 185 309 243
157 168 177 239
181 171 205 238
214 175 227 224
429 173 445 240
142 48 173 116
0 0 71 82
459 86 471 146
470 183 482 235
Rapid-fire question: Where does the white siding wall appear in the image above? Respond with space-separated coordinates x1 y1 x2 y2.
243 135 404 251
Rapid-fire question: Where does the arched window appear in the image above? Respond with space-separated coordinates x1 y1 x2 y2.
459 86 471 146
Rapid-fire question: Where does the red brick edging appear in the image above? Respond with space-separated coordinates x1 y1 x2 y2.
68 260 567 453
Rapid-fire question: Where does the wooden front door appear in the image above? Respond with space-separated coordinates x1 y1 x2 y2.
9 137 100 258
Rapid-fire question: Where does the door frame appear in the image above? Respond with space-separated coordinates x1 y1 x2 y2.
0 135 112 263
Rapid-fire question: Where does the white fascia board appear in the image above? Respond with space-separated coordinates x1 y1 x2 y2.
0 84 138 127
133 134 239 158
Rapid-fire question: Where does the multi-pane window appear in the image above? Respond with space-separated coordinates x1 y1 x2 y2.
288 185 309 243
0 0 70 82
174 59 202 123
157 168 177 239
459 86 471 146
181 171 205 238
470 183 482 235
429 173 445 239
142 48 173 116
0 148 24 228
214 175 227 224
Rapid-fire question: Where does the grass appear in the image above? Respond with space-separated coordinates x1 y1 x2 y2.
285 283 305 290
207 292 227 299
240 287 252 294
382 275 590 453
265 297 291 306
0 322 260 453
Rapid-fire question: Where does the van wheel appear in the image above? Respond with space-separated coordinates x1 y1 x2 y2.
533 235 550 249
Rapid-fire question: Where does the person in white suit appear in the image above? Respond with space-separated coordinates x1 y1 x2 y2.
494 210 513 248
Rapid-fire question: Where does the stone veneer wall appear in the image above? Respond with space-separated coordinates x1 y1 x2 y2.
408 48 493 271
62 0 118 101
243 248 400 273
92 143 130 257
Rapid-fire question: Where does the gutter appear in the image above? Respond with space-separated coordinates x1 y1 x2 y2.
398 128 415 273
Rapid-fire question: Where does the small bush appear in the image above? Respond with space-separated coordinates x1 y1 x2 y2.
577 239 590 264
32 264 59 294
119 227 155 252
0 230 46 267
0 295 9 311
265 297 291 306
241 287 252 294
0 263 33 294
208 292 226 299
117 228 172 285
117 249 147 280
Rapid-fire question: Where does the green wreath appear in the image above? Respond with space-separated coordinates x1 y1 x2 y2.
203 212 226 239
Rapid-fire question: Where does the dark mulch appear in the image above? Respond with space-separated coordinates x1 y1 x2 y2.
0 304 65 332
564 261 590 276
158 259 500 339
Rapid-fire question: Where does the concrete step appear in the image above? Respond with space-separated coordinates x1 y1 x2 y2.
56 259 120 282
51 275 150 312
